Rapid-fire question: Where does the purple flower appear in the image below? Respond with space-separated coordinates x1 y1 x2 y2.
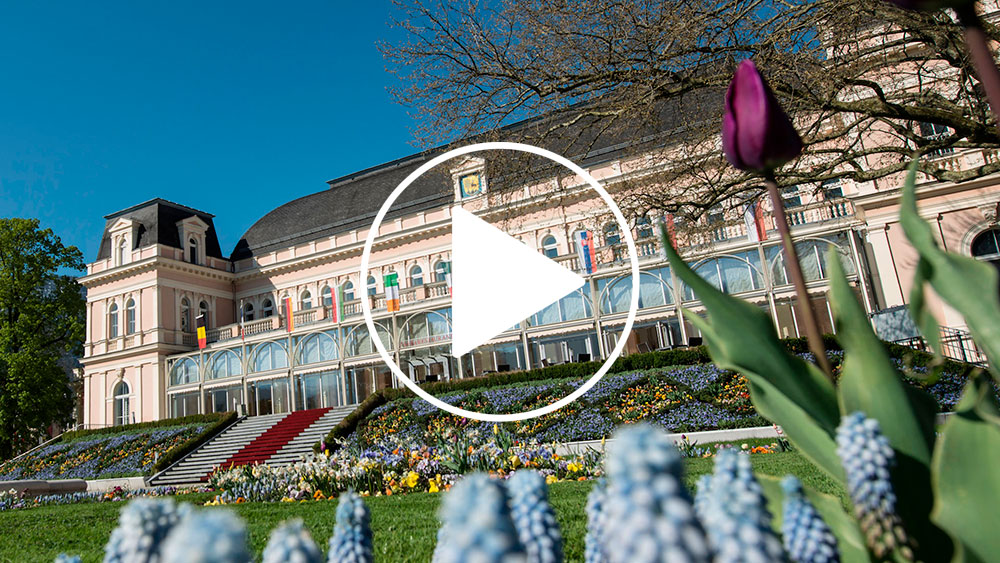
722 59 803 173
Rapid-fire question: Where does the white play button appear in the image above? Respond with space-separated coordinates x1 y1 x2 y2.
450 206 586 357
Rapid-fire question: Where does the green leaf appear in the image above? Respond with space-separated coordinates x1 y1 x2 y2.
909 256 943 368
758 474 873 563
827 248 952 561
899 158 1000 381
662 230 844 481
931 373 1000 562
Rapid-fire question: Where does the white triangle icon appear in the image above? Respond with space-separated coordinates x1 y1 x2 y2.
451 206 586 358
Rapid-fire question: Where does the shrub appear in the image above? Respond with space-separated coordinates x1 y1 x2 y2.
152 412 238 474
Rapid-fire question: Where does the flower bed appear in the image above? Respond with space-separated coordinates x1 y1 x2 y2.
0 424 207 481
0 484 210 512
348 355 985 450
352 366 765 448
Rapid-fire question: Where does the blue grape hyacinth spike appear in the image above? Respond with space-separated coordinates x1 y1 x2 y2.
160 509 251 563
698 448 786 562
835 412 910 558
584 477 608 563
103 497 191 563
263 519 323 563
329 491 374 563
780 476 840 563
507 470 563 563
602 424 711 563
432 473 527 563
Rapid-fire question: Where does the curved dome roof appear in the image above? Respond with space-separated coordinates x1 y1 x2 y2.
231 155 452 261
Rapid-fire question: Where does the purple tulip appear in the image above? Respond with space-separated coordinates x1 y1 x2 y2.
722 60 803 173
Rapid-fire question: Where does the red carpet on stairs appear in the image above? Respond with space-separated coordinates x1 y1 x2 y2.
210 407 331 476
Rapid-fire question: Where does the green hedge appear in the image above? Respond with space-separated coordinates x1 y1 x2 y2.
151 411 239 474
319 335 969 450
60 413 229 443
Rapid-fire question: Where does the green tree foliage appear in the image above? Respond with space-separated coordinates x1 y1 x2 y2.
0 218 85 459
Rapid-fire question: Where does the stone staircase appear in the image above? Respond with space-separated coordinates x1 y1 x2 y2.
149 405 355 486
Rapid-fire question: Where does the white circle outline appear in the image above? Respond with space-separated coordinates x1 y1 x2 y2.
360 142 640 422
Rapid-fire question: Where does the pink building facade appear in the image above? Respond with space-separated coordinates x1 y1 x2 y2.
78 141 1000 428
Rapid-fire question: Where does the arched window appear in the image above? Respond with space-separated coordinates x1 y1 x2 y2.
604 223 621 246
636 216 654 239
367 276 378 297
434 261 448 283
208 350 242 380
972 228 1000 277
180 298 191 332
113 381 130 426
188 237 199 264
108 303 119 339
125 298 136 334
342 281 355 302
199 300 209 327
322 286 333 307
301 290 312 310
169 357 199 385
261 298 273 318
243 302 255 322
117 239 128 266
296 331 338 364
251 341 288 372
541 235 559 258
410 265 424 287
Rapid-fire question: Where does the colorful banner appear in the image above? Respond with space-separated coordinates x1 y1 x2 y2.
196 315 207 349
442 261 452 295
334 283 345 323
575 230 596 274
384 272 400 312
744 200 768 242
664 214 678 247
284 297 294 332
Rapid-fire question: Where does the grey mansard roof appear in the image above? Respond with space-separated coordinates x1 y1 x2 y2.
96 198 225 261
230 154 453 261
230 88 721 262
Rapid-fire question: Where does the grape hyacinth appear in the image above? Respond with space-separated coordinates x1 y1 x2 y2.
262 519 323 563
696 449 786 562
507 470 563 563
781 476 840 563
160 510 251 563
432 473 527 563
835 412 908 557
602 424 711 563
328 491 374 563
583 478 607 563
103 497 191 563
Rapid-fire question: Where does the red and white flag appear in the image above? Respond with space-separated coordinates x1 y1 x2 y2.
744 200 768 242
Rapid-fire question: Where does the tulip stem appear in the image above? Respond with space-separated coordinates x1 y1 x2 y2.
956 5 1000 130
764 175 833 380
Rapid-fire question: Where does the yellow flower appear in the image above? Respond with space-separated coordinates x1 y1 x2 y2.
509 455 520 468
545 474 558 485
405 471 420 488
493 424 499 435
567 462 582 473
429 481 439 493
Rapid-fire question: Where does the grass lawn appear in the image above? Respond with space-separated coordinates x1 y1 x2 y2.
0 450 844 563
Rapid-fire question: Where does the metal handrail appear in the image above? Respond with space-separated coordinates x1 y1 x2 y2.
3 432 64 465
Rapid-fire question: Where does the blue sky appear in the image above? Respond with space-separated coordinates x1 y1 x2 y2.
0 1 420 266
